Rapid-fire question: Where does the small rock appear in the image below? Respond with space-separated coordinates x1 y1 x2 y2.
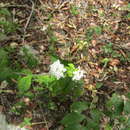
0 113 27 130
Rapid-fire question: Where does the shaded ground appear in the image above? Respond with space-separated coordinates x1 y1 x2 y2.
0 0 130 130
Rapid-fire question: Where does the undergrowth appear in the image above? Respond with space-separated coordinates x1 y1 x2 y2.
0 2 130 130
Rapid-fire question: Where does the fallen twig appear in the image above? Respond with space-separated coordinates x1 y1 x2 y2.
22 0 35 43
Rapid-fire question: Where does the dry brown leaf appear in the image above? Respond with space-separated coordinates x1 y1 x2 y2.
109 59 120 66
84 84 96 91
70 44 78 53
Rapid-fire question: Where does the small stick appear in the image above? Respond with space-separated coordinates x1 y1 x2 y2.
22 0 35 43
31 121 45 126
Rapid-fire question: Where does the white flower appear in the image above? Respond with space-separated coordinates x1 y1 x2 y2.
72 67 84 81
49 60 66 80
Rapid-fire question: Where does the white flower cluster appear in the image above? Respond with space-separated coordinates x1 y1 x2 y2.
49 60 84 81
72 67 84 81
49 60 66 80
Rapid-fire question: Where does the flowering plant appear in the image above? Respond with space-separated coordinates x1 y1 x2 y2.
18 60 85 100
49 60 84 81
47 60 85 98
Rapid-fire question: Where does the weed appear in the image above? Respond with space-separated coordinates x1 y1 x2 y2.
0 8 18 40
20 117 32 128
20 45 39 68
70 5 79 16
86 26 102 42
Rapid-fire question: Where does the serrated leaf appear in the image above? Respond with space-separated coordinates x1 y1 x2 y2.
66 64 77 77
71 101 88 113
18 75 32 93
34 75 55 85
61 112 86 126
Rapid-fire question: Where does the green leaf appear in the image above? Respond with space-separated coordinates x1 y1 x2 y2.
126 92 130 99
34 75 55 85
126 117 130 126
20 69 32 75
85 109 102 129
47 102 57 110
90 109 102 123
94 26 102 35
86 119 100 130
0 48 8 68
86 27 94 41
104 124 112 130
64 124 86 130
123 128 130 130
101 58 110 64
54 77 84 98
128 3 130 9
71 101 88 113
102 43 113 54
10 101 26 115
0 48 16 81
18 75 32 93
0 20 17 34
70 6 79 15
66 64 77 77
50 54 59 62
23 92 34 99
106 93 124 117
51 77 71 96
126 13 130 19
96 82 103 89
20 117 32 127
124 101 130 114
73 86 84 99
86 26 102 42
61 112 86 126
0 8 11 16
49 35 57 43
0 67 12 81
